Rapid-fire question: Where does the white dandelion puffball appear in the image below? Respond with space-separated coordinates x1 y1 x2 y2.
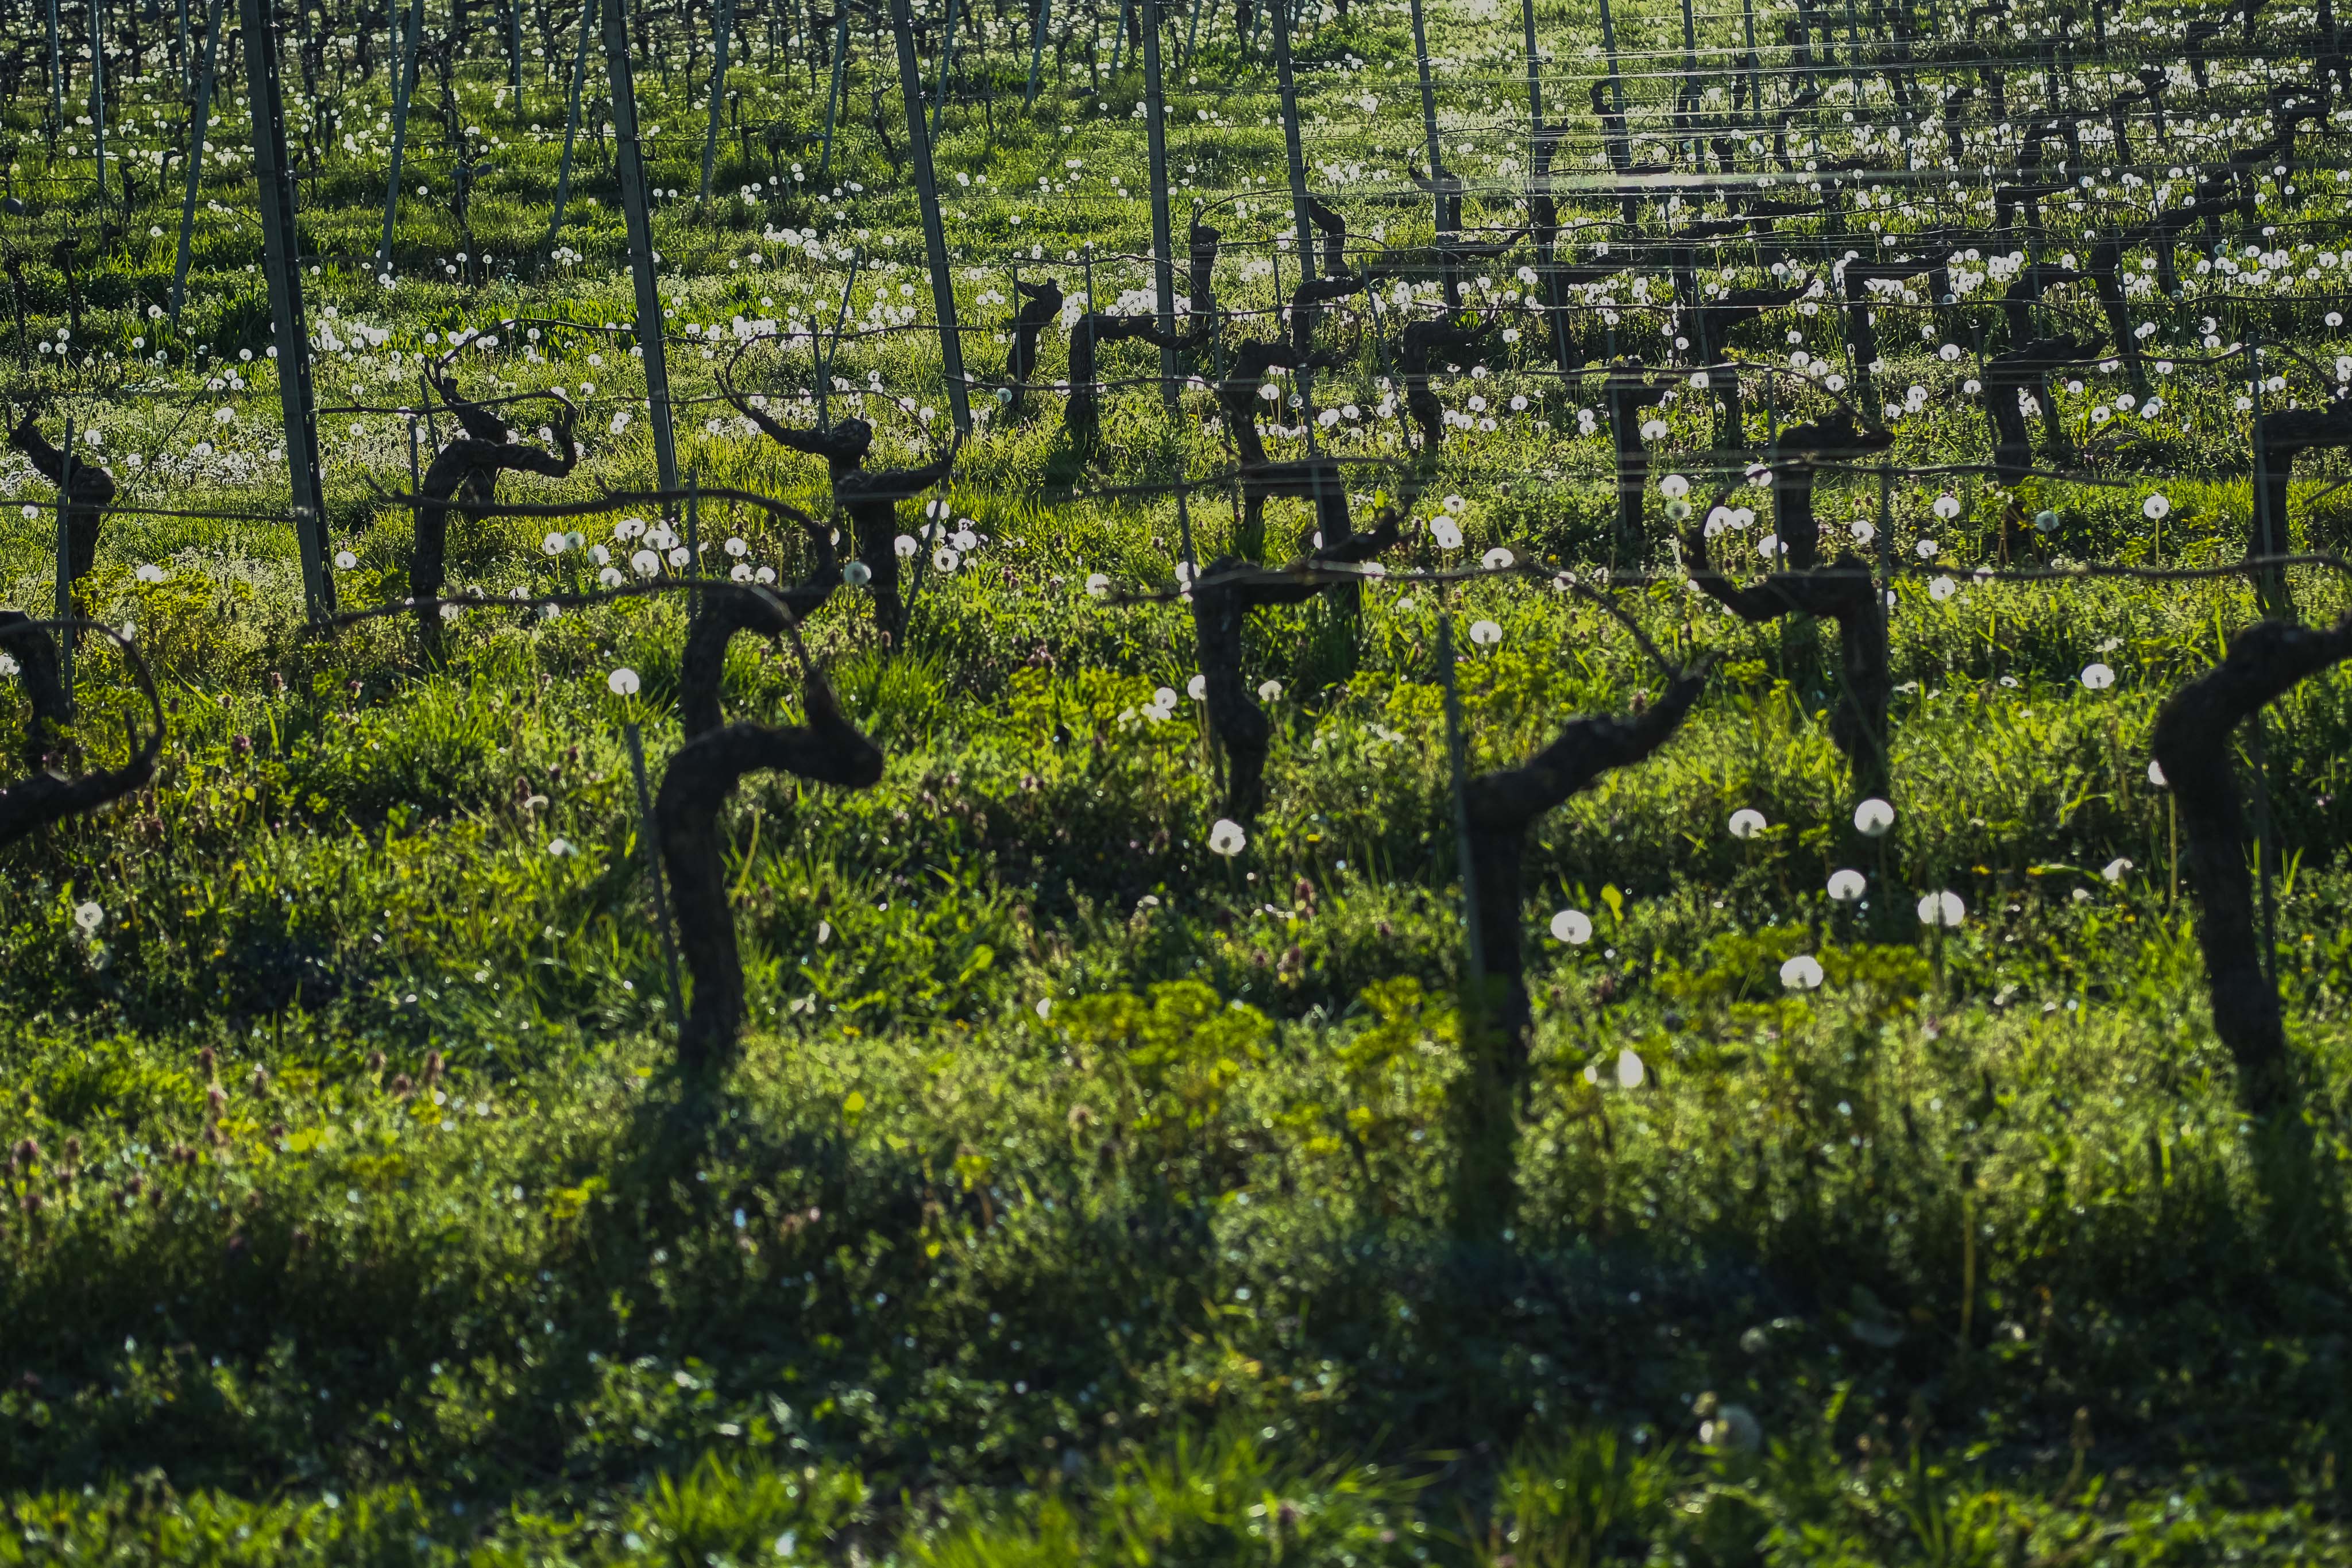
1828 868 1867 902
2034 509 2060 534
1849 519 1876 544
1702 1404 1763 1452
1929 577 1957 602
725 536 749 558
1207 818 1248 856
1659 473 1690 499
894 534 919 559
2080 662 2116 691
1257 678 1284 702
1468 619 1503 647
1853 798 1895 837
72 901 104 933
1640 418 1669 441
135 563 166 584
2102 857 2134 883
1187 674 1207 700
1443 494 1466 515
629 549 661 577
2148 759 2168 788
1431 517 1464 550
1550 909 1593 945
1933 492 1961 520
1780 954 1825 991
843 561 873 588
1482 546 1514 570
547 838 576 858
2144 493 2171 520
1616 1048 1646 1089
608 411 632 435
1728 808 1768 840
1152 686 1177 712
598 566 624 588
542 531 568 555
932 547 960 573
607 667 641 697
1086 572 1110 598
1917 890 1967 928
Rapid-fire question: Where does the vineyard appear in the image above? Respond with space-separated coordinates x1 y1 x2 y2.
4 0 2352 1555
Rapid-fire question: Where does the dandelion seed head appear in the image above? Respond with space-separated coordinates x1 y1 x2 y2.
1550 909 1593 945
1917 890 1967 928
1780 955 1825 990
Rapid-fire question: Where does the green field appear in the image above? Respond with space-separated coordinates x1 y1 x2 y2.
7 0 2352 1559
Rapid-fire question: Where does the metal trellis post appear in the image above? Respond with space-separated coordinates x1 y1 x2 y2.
890 0 972 434
700 0 735 200
241 0 335 619
1142 0 1177 413
169 0 223 327
931 0 959 135
55 415 75 709
604 0 683 489
379 0 423 276
547 0 594 250
1025 0 1049 103
89 0 107 206
819 3 848 177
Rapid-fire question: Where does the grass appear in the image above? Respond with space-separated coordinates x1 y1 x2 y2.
6 0 2352 1559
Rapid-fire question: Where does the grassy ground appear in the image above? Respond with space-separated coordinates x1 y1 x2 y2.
7 0 2352 1561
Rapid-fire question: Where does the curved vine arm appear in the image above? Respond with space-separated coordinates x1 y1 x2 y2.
2151 613 2352 1113
656 673 885 1069
1465 659 1713 1049
0 616 163 850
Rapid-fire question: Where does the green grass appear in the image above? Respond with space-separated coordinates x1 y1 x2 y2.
7 0 2352 1559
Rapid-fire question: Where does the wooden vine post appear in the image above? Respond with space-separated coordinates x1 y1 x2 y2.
890 0 972 435
241 0 335 619
603 0 683 491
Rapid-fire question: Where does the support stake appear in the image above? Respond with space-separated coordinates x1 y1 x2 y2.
604 0 682 489
169 0 224 327
890 0 972 434
241 0 334 619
